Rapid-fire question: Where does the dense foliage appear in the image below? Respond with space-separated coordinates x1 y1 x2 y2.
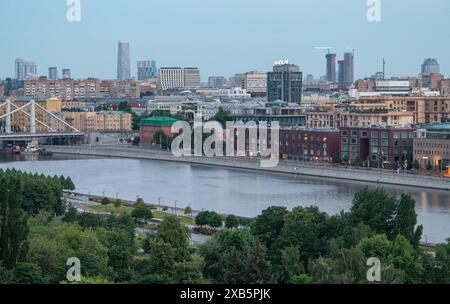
1 172 449 285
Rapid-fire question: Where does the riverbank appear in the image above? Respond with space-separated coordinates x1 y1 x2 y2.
46 145 450 191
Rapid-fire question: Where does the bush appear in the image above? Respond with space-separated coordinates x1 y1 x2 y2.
195 211 223 228
101 197 111 206
225 215 239 228
114 200 122 208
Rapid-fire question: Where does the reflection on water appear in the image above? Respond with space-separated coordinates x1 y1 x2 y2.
0 154 449 244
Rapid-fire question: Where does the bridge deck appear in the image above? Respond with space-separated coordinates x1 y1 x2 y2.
0 132 85 139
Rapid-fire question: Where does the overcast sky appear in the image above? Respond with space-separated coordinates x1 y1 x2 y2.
1 0 449 81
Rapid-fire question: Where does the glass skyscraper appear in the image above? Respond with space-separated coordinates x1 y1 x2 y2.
137 60 157 80
117 41 131 81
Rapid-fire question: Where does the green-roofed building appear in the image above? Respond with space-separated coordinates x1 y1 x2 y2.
139 116 179 146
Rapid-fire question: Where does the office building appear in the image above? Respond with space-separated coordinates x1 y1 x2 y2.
159 68 185 91
62 69 72 79
208 76 227 88
421 58 440 75
326 53 337 83
158 67 201 91
244 71 267 96
280 128 340 162
117 41 131 81
343 52 354 85
15 58 37 80
340 126 415 167
184 68 201 90
338 60 345 84
137 60 157 80
414 123 450 170
49 67 58 80
267 63 303 104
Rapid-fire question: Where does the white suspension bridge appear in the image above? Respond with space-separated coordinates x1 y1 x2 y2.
0 99 85 143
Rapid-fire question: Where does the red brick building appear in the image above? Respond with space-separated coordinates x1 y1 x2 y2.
139 117 178 146
340 126 415 168
280 128 340 162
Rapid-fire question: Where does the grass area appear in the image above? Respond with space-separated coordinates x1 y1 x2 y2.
153 210 194 225
87 203 133 216
81 203 195 225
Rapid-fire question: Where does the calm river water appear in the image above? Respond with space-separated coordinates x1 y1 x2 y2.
1 154 449 244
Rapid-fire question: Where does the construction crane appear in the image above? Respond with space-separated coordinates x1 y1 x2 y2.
315 46 333 54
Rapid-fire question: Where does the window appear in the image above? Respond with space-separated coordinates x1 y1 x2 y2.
381 132 389 139
371 139 379 146
351 131 358 137
371 131 378 138
361 131 368 138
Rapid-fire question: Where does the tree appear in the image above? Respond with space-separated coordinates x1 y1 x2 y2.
426 161 433 170
101 197 111 206
12 263 43 284
155 217 191 260
393 194 423 247
225 215 239 229
250 206 288 256
153 130 172 150
349 188 422 244
349 187 397 238
272 206 332 265
184 207 193 217
131 205 153 224
113 200 122 208
211 107 231 128
413 159 420 170
199 229 270 284
63 206 78 223
0 175 29 269
195 211 223 228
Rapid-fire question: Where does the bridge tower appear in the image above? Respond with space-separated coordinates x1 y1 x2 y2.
5 99 11 134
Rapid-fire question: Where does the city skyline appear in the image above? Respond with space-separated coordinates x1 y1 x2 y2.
1 0 449 81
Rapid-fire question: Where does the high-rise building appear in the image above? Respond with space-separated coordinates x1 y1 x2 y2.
49 67 58 80
421 58 440 75
15 58 37 80
343 52 354 85
244 71 267 96
338 60 345 84
267 62 303 104
184 68 201 90
159 68 185 91
208 76 227 88
117 41 131 81
62 69 72 79
326 53 336 83
137 60 157 80
158 67 201 91
305 74 314 85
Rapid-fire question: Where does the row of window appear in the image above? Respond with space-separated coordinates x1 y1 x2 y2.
341 130 414 139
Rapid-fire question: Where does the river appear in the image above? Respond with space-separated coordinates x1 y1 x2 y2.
0 153 449 244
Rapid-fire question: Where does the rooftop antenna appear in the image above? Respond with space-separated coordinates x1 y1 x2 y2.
383 58 386 80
